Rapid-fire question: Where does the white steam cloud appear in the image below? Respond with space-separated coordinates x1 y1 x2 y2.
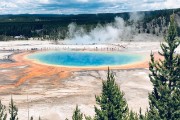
65 17 135 44
129 12 145 22
64 13 163 44
175 14 180 27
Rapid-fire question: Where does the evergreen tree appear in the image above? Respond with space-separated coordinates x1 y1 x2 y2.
147 14 180 119
85 115 93 120
9 96 18 120
0 100 7 120
30 116 33 120
72 105 83 120
128 110 138 120
139 108 144 120
94 67 129 120
145 109 148 120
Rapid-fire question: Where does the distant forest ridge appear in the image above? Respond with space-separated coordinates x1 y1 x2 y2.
0 8 180 41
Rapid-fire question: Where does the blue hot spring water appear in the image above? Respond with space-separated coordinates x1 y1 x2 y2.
28 51 144 67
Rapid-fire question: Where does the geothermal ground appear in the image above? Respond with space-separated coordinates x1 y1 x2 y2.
0 40 179 120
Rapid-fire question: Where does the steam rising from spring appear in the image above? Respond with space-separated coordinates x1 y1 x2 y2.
64 13 164 44
65 17 134 44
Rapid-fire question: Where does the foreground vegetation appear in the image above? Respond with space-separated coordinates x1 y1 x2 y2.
0 14 179 119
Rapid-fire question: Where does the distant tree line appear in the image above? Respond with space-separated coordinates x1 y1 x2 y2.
0 8 180 41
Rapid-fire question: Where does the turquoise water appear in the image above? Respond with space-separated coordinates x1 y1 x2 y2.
28 51 144 67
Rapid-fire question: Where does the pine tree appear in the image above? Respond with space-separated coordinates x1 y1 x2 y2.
85 115 93 120
0 100 7 120
144 109 148 120
9 96 18 120
147 14 180 119
128 110 138 120
139 108 144 120
30 116 33 120
94 67 129 120
72 105 83 120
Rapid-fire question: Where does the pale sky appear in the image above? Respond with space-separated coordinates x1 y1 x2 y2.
0 0 180 14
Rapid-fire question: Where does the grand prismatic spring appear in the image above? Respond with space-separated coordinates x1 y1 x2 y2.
28 51 144 67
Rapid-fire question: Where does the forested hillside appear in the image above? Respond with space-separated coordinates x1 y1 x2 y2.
0 8 180 41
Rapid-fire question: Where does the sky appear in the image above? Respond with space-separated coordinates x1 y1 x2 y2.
0 0 180 14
